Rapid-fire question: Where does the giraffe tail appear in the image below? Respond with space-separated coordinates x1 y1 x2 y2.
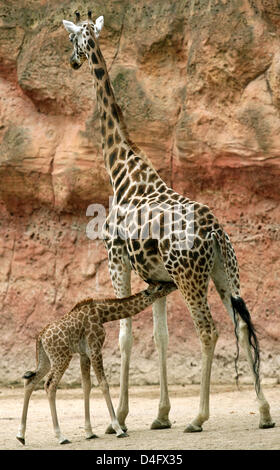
230 296 260 395
22 336 43 384
211 231 261 396
22 370 37 382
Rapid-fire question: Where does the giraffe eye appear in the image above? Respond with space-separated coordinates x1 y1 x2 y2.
69 34 75 43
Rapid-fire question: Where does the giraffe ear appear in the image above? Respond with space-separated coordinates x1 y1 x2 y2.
62 20 82 35
94 16 104 37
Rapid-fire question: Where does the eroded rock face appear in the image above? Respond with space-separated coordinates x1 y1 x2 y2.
0 1 279 385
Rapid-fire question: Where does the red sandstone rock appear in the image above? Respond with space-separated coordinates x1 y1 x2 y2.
0 1 279 385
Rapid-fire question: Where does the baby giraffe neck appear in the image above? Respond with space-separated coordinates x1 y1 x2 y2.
101 283 176 324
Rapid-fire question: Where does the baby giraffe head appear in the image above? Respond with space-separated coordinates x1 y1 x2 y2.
63 10 104 70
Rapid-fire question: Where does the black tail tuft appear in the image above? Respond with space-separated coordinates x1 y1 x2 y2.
22 370 36 380
231 296 260 396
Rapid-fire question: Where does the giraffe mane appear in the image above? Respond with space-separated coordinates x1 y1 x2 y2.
113 102 157 170
70 291 154 313
70 297 95 311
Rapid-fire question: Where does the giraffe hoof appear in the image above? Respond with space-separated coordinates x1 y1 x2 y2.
151 418 172 430
59 438 71 445
117 431 128 438
16 436 25 445
86 433 99 439
259 421 275 429
184 423 203 433
105 424 127 434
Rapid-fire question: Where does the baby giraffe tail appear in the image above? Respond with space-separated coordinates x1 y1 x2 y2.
101 281 177 324
22 337 41 384
22 370 37 383
21 336 49 385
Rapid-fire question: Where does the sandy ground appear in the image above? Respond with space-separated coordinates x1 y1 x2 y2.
0 384 279 451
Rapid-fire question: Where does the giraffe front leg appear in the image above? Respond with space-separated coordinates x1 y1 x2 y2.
91 348 128 439
105 317 132 433
80 354 98 440
105 254 132 434
116 317 133 429
150 296 172 430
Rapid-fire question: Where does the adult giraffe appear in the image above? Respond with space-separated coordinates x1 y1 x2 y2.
62 11 274 432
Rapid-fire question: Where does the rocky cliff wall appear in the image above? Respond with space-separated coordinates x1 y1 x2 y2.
0 0 279 386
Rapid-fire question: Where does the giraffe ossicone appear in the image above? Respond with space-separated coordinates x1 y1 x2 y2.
62 15 103 37
61 11 275 433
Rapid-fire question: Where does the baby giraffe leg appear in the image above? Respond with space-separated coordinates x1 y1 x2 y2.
91 349 128 438
80 354 98 439
17 343 50 446
45 358 72 445
16 377 35 445
16 365 50 445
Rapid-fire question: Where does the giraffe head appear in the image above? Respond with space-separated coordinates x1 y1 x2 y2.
145 281 177 297
63 11 104 70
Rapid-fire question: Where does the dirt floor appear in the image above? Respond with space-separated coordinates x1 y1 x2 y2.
0 384 279 451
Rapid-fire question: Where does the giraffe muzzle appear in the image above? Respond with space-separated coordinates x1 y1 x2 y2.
69 53 82 70
70 59 81 70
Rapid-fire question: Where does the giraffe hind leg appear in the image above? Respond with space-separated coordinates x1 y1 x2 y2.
159 239 219 432
231 296 275 429
183 296 219 432
16 345 51 445
211 250 275 429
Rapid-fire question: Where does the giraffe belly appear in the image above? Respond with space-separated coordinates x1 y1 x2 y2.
126 241 172 282
78 337 88 355
134 260 172 282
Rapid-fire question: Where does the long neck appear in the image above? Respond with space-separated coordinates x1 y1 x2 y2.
100 283 176 324
87 41 127 167
86 31 162 200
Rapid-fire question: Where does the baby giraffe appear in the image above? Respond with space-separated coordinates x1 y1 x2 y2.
16 281 176 445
